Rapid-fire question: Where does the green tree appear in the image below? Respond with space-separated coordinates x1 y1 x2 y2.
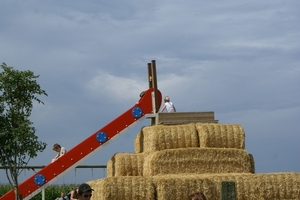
0 62 48 200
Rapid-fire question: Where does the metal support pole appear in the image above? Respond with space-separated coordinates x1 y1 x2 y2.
42 189 45 200
147 63 152 89
151 60 159 125
18 194 22 200
148 62 155 125
151 60 159 113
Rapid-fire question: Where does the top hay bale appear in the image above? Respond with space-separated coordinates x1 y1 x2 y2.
134 123 245 153
196 123 245 149
134 124 199 153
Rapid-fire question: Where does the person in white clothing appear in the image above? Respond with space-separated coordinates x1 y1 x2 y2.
160 96 176 112
51 143 67 163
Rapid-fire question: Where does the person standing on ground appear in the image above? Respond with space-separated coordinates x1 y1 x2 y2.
160 96 176 112
77 183 94 200
51 143 67 163
55 191 65 200
64 188 79 200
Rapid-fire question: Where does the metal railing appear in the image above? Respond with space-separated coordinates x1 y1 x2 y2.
0 165 106 170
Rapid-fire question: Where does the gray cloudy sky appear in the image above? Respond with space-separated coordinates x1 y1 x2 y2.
0 0 299 185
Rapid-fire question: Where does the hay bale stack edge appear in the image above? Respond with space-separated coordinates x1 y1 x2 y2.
86 123 299 200
87 172 300 200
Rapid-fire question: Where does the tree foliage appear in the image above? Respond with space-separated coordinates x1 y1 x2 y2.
0 62 48 199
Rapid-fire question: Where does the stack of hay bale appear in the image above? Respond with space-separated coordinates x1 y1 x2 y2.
88 124 300 200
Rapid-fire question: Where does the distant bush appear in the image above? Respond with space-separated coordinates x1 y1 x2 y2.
0 184 12 198
0 184 78 200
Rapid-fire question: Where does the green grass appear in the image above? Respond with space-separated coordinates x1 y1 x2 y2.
0 184 78 200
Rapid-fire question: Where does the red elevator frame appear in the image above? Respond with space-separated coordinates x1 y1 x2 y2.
0 61 161 200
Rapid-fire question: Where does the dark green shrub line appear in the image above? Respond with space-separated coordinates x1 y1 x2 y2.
0 184 78 200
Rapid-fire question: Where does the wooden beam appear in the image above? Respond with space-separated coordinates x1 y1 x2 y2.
157 111 218 125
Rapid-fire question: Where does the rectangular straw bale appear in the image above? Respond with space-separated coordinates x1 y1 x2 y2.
107 152 145 177
134 131 143 153
152 174 216 200
150 172 300 200
141 124 199 153
88 176 156 200
86 179 103 200
143 148 253 176
196 123 245 149
198 172 300 200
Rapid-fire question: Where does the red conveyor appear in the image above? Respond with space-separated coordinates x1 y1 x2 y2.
0 88 161 200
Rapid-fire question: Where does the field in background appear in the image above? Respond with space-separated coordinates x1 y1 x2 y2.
0 184 76 200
